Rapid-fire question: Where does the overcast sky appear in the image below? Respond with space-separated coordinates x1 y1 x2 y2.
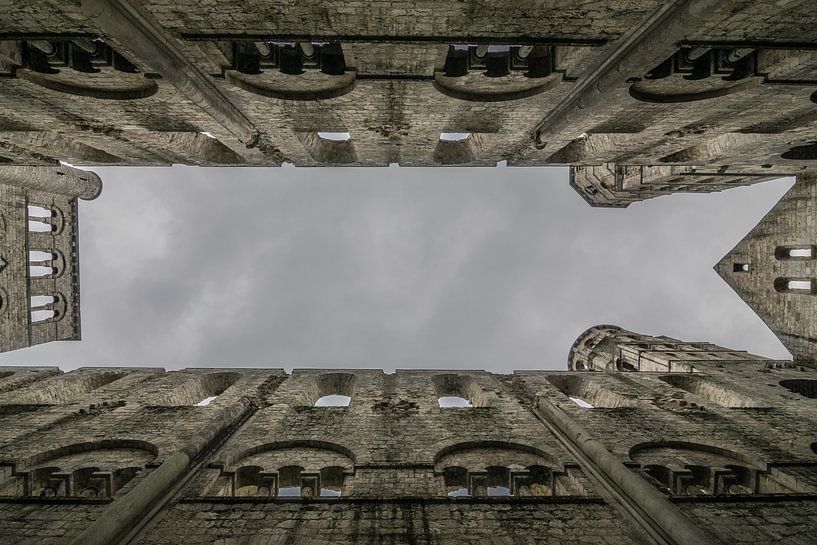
0 166 794 372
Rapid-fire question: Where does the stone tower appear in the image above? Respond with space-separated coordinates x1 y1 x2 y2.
716 171 817 366
0 165 101 353
568 324 769 373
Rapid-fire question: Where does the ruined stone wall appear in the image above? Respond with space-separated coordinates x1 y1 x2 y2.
0 358 815 544
0 1 814 205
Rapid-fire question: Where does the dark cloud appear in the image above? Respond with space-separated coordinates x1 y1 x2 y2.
0 166 793 371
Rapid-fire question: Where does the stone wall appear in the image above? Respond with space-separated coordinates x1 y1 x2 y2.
0 2 815 205
0 351 815 544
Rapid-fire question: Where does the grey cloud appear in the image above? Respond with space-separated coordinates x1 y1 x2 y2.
0 166 793 371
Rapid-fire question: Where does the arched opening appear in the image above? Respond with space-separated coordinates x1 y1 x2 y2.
29 265 54 277
438 396 472 408
27 205 53 218
546 375 634 408
440 132 471 142
568 396 593 408
443 466 469 497
775 245 815 260
774 277 817 294
213 442 355 498
782 143 817 160
28 250 63 278
485 466 511 496
157 372 240 406
235 466 271 497
28 221 54 233
319 466 344 497
301 372 357 407
659 375 758 408
432 374 489 407
434 442 584 497
0 442 156 498
315 394 351 407
277 465 306 497
780 379 817 399
317 132 351 142
31 309 56 323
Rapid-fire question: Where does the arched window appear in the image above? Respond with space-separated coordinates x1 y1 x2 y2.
27 205 53 218
775 245 816 260
485 466 511 496
31 309 56 323
440 132 471 142
30 293 62 324
30 295 55 307
304 373 356 407
29 249 64 279
234 466 271 497
774 277 817 294
432 374 490 408
277 465 306 496
28 220 54 233
319 466 345 497
568 396 593 408
317 132 351 142
27 204 62 233
314 394 351 407
780 379 817 399
443 466 469 497
438 396 472 408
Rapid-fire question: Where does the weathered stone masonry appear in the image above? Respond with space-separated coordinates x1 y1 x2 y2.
1 345 817 544
0 165 102 354
1 0 816 197
1 2 817 543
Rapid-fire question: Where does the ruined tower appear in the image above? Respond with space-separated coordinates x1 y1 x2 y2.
716 171 817 366
0 165 101 353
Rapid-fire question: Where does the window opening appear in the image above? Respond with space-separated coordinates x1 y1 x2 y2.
440 132 471 142
438 396 472 408
733 263 750 272
31 309 56 322
317 132 351 142
775 278 816 293
568 396 594 408
775 245 816 260
29 265 54 277
277 486 301 497
314 394 351 407
29 250 54 262
320 487 341 497
30 295 55 306
27 205 52 218
28 221 53 233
